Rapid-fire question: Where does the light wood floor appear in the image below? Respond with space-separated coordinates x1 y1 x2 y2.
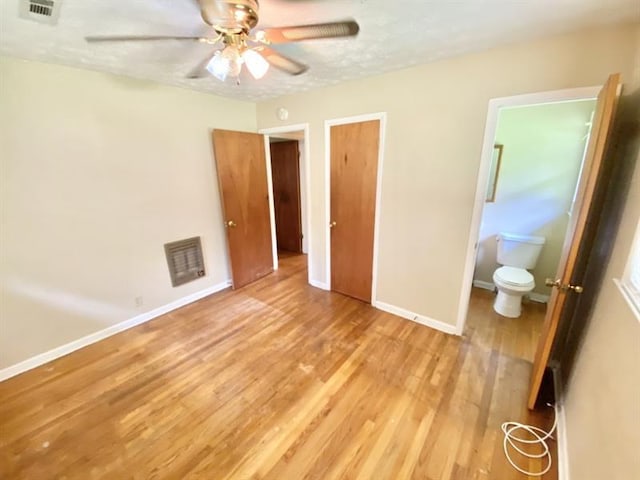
0 254 555 479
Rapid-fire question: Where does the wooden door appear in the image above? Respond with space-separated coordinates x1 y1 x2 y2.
270 140 302 253
527 73 621 409
212 129 274 289
330 120 380 303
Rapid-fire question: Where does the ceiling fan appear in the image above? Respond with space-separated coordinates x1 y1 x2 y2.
85 0 359 83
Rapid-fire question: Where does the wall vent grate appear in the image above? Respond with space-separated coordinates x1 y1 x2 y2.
164 237 206 287
20 0 62 25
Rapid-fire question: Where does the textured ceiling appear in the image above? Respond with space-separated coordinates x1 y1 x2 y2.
1 0 638 101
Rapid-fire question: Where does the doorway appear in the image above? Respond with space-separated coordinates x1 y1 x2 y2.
456 87 601 335
457 75 621 409
466 97 597 360
260 124 311 283
269 139 303 255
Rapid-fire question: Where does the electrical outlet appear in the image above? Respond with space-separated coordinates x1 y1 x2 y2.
135 296 143 308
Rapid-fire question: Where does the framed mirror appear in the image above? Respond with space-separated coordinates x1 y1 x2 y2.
486 143 504 202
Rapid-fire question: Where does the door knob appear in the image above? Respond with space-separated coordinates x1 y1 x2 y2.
545 278 583 293
226 220 237 228
329 221 337 228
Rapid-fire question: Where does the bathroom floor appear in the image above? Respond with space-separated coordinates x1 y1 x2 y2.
465 287 546 363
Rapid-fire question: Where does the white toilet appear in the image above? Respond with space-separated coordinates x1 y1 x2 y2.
492 232 545 318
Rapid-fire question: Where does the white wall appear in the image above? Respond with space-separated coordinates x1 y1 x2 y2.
0 56 257 368
257 23 639 329
474 100 596 296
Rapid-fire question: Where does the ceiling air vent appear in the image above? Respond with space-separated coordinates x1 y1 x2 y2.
19 0 62 25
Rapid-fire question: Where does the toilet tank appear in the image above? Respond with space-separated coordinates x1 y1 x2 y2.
496 232 545 269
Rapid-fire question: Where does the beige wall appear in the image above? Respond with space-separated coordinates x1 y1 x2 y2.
563 149 639 479
257 24 639 328
0 57 257 367
475 100 597 296
1 24 638 369
562 25 640 480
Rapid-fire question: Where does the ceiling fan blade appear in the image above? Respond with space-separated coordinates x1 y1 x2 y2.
260 47 308 76
261 20 359 44
186 51 218 79
85 35 204 43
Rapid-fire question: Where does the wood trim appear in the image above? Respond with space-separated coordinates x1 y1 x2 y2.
527 74 621 409
485 143 504 203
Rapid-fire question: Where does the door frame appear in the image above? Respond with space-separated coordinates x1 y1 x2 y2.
324 112 387 303
454 86 601 335
259 124 312 281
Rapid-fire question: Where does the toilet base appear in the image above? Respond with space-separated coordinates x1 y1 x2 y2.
493 290 524 318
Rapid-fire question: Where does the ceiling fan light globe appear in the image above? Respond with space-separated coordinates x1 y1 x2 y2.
206 53 231 82
242 49 270 79
221 45 243 77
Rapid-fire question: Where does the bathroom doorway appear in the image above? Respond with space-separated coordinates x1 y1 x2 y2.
475 99 597 310
459 88 600 361
455 74 622 410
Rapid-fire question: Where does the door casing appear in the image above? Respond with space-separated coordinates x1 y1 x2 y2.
260 124 312 281
324 112 387 303
455 86 601 336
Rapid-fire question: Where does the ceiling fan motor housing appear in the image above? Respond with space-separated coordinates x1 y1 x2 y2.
200 0 260 34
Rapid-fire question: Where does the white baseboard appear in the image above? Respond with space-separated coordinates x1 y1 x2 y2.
0 279 232 382
473 279 496 291
529 292 551 303
374 301 458 336
472 279 550 303
309 279 330 291
552 366 571 480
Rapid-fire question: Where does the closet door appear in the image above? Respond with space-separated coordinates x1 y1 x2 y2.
329 120 380 302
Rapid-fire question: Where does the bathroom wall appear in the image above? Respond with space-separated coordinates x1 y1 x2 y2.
474 99 597 297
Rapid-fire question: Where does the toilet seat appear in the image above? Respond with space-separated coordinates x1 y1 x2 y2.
493 266 535 290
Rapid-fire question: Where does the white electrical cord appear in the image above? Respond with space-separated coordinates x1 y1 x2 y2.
501 404 558 476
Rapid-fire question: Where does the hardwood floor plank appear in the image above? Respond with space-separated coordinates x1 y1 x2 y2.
0 256 556 479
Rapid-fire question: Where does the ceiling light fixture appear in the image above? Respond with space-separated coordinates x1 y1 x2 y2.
242 49 269 79
205 44 269 82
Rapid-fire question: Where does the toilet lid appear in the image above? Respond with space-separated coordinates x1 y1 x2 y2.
494 266 535 287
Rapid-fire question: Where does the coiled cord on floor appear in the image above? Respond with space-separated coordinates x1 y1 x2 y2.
501 404 558 476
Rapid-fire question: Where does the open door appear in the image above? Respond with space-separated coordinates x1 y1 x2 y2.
212 129 274 289
528 73 621 409
270 140 303 253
